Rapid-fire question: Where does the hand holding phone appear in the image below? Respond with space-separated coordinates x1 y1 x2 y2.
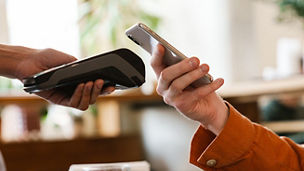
125 23 213 87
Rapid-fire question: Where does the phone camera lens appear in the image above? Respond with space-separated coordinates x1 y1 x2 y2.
127 34 140 45
134 40 140 45
127 34 134 40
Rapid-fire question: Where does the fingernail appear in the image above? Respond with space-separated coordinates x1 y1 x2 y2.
97 83 102 89
79 84 85 89
200 65 208 72
86 84 91 91
189 59 198 67
102 91 110 95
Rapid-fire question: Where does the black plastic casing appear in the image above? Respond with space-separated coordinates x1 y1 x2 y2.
23 48 145 93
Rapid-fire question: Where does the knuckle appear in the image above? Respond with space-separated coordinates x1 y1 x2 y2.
176 60 196 73
159 71 169 82
177 64 188 73
156 85 163 95
169 82 181 92
163 96 171 105
195 67 205 76
156 88 162 95
191 69 204 81
44 48 55 53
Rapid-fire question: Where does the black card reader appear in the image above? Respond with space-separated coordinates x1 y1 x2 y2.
23 48 145 93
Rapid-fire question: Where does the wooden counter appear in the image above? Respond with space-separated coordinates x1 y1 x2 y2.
219 75 304 101
0 135 144 171
218 76 304 122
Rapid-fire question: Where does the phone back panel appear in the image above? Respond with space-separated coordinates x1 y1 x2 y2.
125 23 186 66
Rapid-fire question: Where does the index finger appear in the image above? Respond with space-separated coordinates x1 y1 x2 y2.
151 44 166 78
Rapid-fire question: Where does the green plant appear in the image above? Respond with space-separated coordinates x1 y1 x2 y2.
79 0 161 56
40 106 48 121
0 77 13 91
277 0 304 22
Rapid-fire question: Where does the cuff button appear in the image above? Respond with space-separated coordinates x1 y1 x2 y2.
206 159 217 167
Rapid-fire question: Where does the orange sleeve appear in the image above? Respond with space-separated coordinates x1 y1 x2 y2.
189 103 304 171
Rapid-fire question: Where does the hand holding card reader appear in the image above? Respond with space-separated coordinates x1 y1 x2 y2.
23 48 145 93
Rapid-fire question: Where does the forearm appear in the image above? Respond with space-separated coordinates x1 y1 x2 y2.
0 44 32 79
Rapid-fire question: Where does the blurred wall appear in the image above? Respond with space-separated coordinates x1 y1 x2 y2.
144 0 304 82
224 0 304 81
151 0 235 82
229 0 259 81
253 1 304 73
5 0 80 56
0 0 8 43
139 0 261 82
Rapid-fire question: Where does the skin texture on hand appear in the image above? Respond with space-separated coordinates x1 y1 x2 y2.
0 44 114 110
151 44 228 135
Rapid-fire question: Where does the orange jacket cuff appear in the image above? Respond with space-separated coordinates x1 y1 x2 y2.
189 102 255 169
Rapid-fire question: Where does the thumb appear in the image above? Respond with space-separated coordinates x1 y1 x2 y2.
151 44 166 78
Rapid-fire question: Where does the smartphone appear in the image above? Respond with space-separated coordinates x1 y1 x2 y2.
125 23 213 87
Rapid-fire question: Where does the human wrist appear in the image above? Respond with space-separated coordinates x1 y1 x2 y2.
200 95 229 136
208 102 229 136
0 44 34 80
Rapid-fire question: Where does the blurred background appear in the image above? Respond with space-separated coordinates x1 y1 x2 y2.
1 0 304 170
